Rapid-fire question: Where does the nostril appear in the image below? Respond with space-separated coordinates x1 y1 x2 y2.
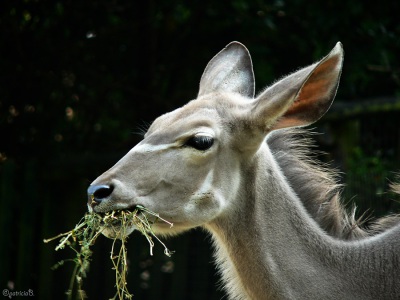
87 184 114 205
94 185 113 199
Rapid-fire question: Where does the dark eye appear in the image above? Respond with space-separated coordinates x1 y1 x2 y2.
185 135 214 151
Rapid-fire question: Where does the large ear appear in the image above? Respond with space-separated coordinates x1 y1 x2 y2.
198 42 255 98
251 42 343 131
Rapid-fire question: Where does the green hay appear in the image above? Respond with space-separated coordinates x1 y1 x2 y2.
44 206 174 299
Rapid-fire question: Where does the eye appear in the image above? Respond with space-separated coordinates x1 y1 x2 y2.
185 135 214 151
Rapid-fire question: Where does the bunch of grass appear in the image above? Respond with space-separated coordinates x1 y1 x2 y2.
44 206 173 299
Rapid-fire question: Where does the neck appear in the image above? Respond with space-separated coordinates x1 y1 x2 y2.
204 146 400 300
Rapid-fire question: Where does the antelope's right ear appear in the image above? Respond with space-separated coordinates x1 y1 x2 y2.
198 42 255 98
250 42 344 131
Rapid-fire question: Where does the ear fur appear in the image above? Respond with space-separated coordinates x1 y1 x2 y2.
198 42 255 98
251 42 344 131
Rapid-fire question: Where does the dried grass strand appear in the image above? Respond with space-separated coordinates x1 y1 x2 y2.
44 207 173 299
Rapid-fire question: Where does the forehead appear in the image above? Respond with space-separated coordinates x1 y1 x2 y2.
144 93 249 144
144 101 217 144
149 104 217 132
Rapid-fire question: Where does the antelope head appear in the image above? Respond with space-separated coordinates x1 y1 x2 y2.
87 41 343 237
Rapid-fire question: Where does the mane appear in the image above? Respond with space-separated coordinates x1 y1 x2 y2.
267 128 400 239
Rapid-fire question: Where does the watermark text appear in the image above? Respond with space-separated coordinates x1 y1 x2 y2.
2 289 34 299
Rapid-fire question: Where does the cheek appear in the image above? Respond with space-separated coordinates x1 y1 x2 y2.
161 154 215 192
178 170 225 223
184 191 223 222
137 167 208 212
146 170 220 225
133 151 221 222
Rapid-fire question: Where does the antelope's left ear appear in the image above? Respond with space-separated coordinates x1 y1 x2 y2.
198 42 255 98
251 42 344 131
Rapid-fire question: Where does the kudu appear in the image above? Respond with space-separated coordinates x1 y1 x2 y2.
88 42 400 299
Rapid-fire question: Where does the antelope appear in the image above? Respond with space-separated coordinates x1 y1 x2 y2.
87 42 400 299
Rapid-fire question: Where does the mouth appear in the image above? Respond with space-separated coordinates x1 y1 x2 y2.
97 205 174 240
98 209 137 239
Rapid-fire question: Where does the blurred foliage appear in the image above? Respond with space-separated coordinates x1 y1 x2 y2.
1 0 400 299
344 147 394 216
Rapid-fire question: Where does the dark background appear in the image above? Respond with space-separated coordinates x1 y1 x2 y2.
1 1 400 299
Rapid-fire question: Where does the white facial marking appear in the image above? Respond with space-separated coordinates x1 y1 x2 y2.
198 170 214 194
133 142 175 153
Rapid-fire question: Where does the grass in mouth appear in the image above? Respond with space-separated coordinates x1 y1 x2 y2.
44 205 174 299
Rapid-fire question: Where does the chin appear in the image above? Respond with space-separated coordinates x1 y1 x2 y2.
151 221 198 238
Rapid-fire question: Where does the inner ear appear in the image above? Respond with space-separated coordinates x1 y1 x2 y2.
198 42 255 98
250 42 344 131
275 50 343 129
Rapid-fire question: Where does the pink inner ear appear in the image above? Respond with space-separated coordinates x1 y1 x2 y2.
272 54 342 130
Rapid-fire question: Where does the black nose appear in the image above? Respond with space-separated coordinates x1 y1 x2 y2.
87 184 113 206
